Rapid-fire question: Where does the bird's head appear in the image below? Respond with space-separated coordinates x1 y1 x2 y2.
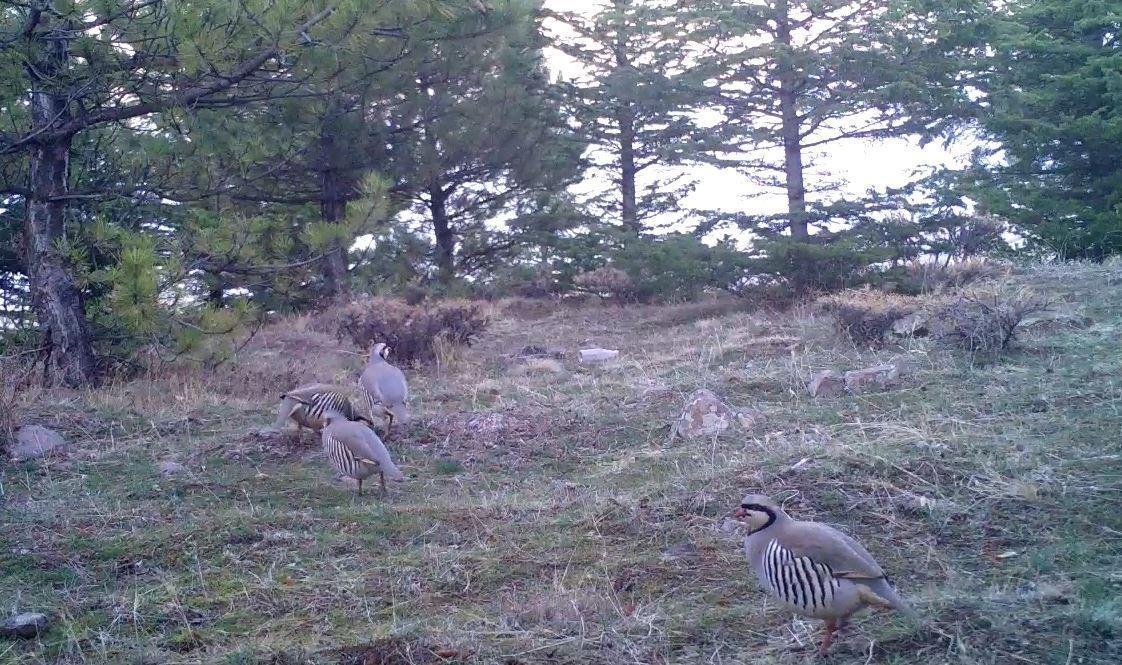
369 342 391 362
732 494 784 534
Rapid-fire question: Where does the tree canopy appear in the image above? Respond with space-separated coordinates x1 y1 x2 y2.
2 0 1120 385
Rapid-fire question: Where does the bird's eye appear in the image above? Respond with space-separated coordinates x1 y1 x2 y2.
740 504 750 510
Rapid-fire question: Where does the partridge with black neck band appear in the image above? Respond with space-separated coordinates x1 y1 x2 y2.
733 494 915 656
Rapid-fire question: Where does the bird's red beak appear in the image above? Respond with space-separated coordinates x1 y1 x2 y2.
732 507 748 519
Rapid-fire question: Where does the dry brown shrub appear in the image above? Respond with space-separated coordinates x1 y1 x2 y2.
819 288 921 347
497 297 557 320
737 281 801 311
314 297 489 365
573 267 634 302
190 315 359 399
931 286 1051 359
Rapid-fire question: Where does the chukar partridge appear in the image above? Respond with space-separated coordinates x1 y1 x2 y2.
732 494 915 656
288 401 405 495
359 343 409 437
272 383 372 438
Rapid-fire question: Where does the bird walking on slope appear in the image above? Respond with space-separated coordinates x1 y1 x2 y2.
359 342 409 439
732 494 916 656
288 399 406 496
272 384 372 439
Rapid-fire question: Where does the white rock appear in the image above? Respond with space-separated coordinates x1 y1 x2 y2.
579 348 619 363
673 389 761 439
674 389 734 438
0 612 48 638
10 426 68 461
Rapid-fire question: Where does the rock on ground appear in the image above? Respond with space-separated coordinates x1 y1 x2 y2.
158 460 187 476
674 389 761 439
844 364 900 393
10 425 68 461
806 370 846 398
0 612 49 639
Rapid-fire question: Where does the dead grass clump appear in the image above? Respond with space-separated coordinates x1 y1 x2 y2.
316 297 489 365
0 357 37 452
654 299 744 327
904 257 1007 292
330 637 448 665
820 288 920 347
505 589 618 632
932 286 1051 359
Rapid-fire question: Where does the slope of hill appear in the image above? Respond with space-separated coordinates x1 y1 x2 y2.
3 261 1121 664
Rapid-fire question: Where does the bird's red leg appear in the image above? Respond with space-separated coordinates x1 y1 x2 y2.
819 618 838 657
380 471 386 495
357 478 363 496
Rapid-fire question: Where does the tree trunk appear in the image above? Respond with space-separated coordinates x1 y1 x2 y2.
618 106 640 234
319 129 351 298
775 0 808 242
613 0 641 234
428 182 456 284
23 20 98 387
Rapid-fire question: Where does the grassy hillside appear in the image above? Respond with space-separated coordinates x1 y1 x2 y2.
3 262 1121 664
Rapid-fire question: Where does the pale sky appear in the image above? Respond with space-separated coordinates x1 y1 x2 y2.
541 0 974 238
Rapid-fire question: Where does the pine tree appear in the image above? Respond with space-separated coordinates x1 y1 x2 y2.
689 0 979 285
545 0 702 233
0 0 352 386
387 2 584 285
974 0 1122 260
160 4 464 300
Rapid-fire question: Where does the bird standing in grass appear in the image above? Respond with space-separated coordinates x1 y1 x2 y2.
732 494 916 656
272 383 372 439
318 408 405 496
286 397 406 496
359 342 409 438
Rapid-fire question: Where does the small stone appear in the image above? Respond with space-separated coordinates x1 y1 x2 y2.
158 460 187 476
0 612 48 639
844 364 900 393
661 541 700 561
891 312 929 337
579 348 620 363
674 389 735 439
10 425 68 461
517 345 566 360
264 530 299 544
806 370 845 398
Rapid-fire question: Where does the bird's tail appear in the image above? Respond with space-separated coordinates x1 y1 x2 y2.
272 395 299 429
389 402 409 426
865 579 920 621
